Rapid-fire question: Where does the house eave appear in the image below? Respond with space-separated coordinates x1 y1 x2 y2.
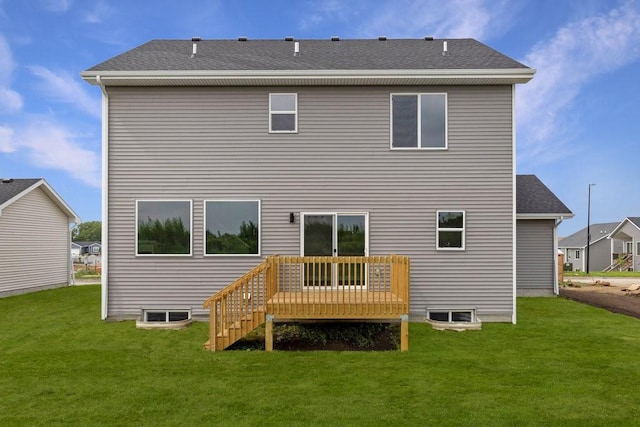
81 68 535 86
516 213 574 220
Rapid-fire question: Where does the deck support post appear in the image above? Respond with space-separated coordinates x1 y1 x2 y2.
400 314 409 352
265 314 274 352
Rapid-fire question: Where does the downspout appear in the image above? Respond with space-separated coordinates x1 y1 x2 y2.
553 217 564 294
97 75 109 320
69 220 77 285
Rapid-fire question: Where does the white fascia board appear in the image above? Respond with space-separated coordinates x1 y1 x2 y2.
516 213 574 220
81 68 536 86
609 217 640 237
0 179 80 223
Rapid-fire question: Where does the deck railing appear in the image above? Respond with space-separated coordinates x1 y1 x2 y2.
203 255 410 351
266 255 410 318
202 260 270 351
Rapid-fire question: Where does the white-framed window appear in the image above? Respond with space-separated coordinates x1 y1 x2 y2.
136 200 192 256
143 310 191 323
426 309 475 323
390 93 447 149
625 241 633 254
204 200 260 256
575 250 580 259
436 210 465 250
269 93 297 133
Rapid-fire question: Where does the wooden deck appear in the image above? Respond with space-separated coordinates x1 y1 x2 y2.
203 255 410 351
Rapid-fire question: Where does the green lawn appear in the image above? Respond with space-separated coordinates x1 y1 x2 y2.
1 286 639 426
565 270 640 278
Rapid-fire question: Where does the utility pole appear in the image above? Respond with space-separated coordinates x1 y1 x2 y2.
586 183 596 274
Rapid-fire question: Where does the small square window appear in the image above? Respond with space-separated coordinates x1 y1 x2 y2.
270 93 297 133
437 211 465 250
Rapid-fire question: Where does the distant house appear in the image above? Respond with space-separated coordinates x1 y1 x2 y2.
608 217 640 272
516 175 573 296
558 222 623 272
73 241 102 256
0 178 80 297
71 241 82 262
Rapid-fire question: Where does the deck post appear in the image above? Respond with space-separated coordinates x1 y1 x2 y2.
400 314 409 352
265 314 274 352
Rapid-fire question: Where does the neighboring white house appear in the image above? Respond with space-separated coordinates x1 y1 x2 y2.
608 217 640 272
559 222 627 272
0 178 80 297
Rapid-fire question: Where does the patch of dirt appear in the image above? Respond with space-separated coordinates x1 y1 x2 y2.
559 282 640 320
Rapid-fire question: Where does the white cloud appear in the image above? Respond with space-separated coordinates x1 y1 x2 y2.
517 1 640 162
18 120 100 188
43 0 72 13
0 34 23 113
301 0 516 40
84 0 114 24
0 125 15 152
29 66 101 118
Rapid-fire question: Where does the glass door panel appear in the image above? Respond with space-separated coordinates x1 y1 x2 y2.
303 215 333 286
337 215 366 286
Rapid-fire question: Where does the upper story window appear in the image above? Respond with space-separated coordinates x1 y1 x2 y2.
205 200 260 256
391 93 447 149
136 200 192 256
269 93 297 133
437 210 465 250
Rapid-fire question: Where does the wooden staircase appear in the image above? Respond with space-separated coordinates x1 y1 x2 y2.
602 253 632 272
203 260 272 351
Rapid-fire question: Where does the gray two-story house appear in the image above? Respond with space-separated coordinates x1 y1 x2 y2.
82 37 539 331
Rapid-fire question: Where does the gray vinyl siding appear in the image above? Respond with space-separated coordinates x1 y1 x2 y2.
106 85 514 321
0 188 70 296
588 239 613 271
516 220 554 295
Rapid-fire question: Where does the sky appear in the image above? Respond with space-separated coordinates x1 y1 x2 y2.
0 0 638 237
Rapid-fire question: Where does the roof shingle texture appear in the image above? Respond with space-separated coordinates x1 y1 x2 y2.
86 38 529 72
0 179 41 205
516 175 572 216
558 222 621 248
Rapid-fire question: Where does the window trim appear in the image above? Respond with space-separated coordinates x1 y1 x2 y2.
203 199 261 257
135 199 193 257
426 308 476 323
575 250 580 259
436 210 466 251
390 93 448 150
142 309 192 323
269 93 298 133
636 241 640 256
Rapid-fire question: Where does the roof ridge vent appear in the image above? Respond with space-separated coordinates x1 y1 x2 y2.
378 36 387 41
330 36 340 41
284 36 294 41
1 178 14 183
238 36 248 42
190 37 201 58
424 36 434 41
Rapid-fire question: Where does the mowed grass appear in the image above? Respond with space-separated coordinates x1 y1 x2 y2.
1 286 640 426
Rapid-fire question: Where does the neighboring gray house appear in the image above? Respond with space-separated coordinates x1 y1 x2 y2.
515 175 573 296
0 178 80 297
82 37 537 324
559 222 623 272
608 217 640 272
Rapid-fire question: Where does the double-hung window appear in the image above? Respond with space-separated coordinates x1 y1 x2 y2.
437 210 465 250
269 93 297 133
391 93 447 149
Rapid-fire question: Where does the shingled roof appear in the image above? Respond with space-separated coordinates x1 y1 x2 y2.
516 175 573 218
558 222 621 248
82 38 534 86
0 178 41 205
0 178 80 222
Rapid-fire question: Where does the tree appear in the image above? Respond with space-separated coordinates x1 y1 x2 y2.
73 221 102 242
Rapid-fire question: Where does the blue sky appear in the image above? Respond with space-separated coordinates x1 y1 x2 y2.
0 0 638 236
